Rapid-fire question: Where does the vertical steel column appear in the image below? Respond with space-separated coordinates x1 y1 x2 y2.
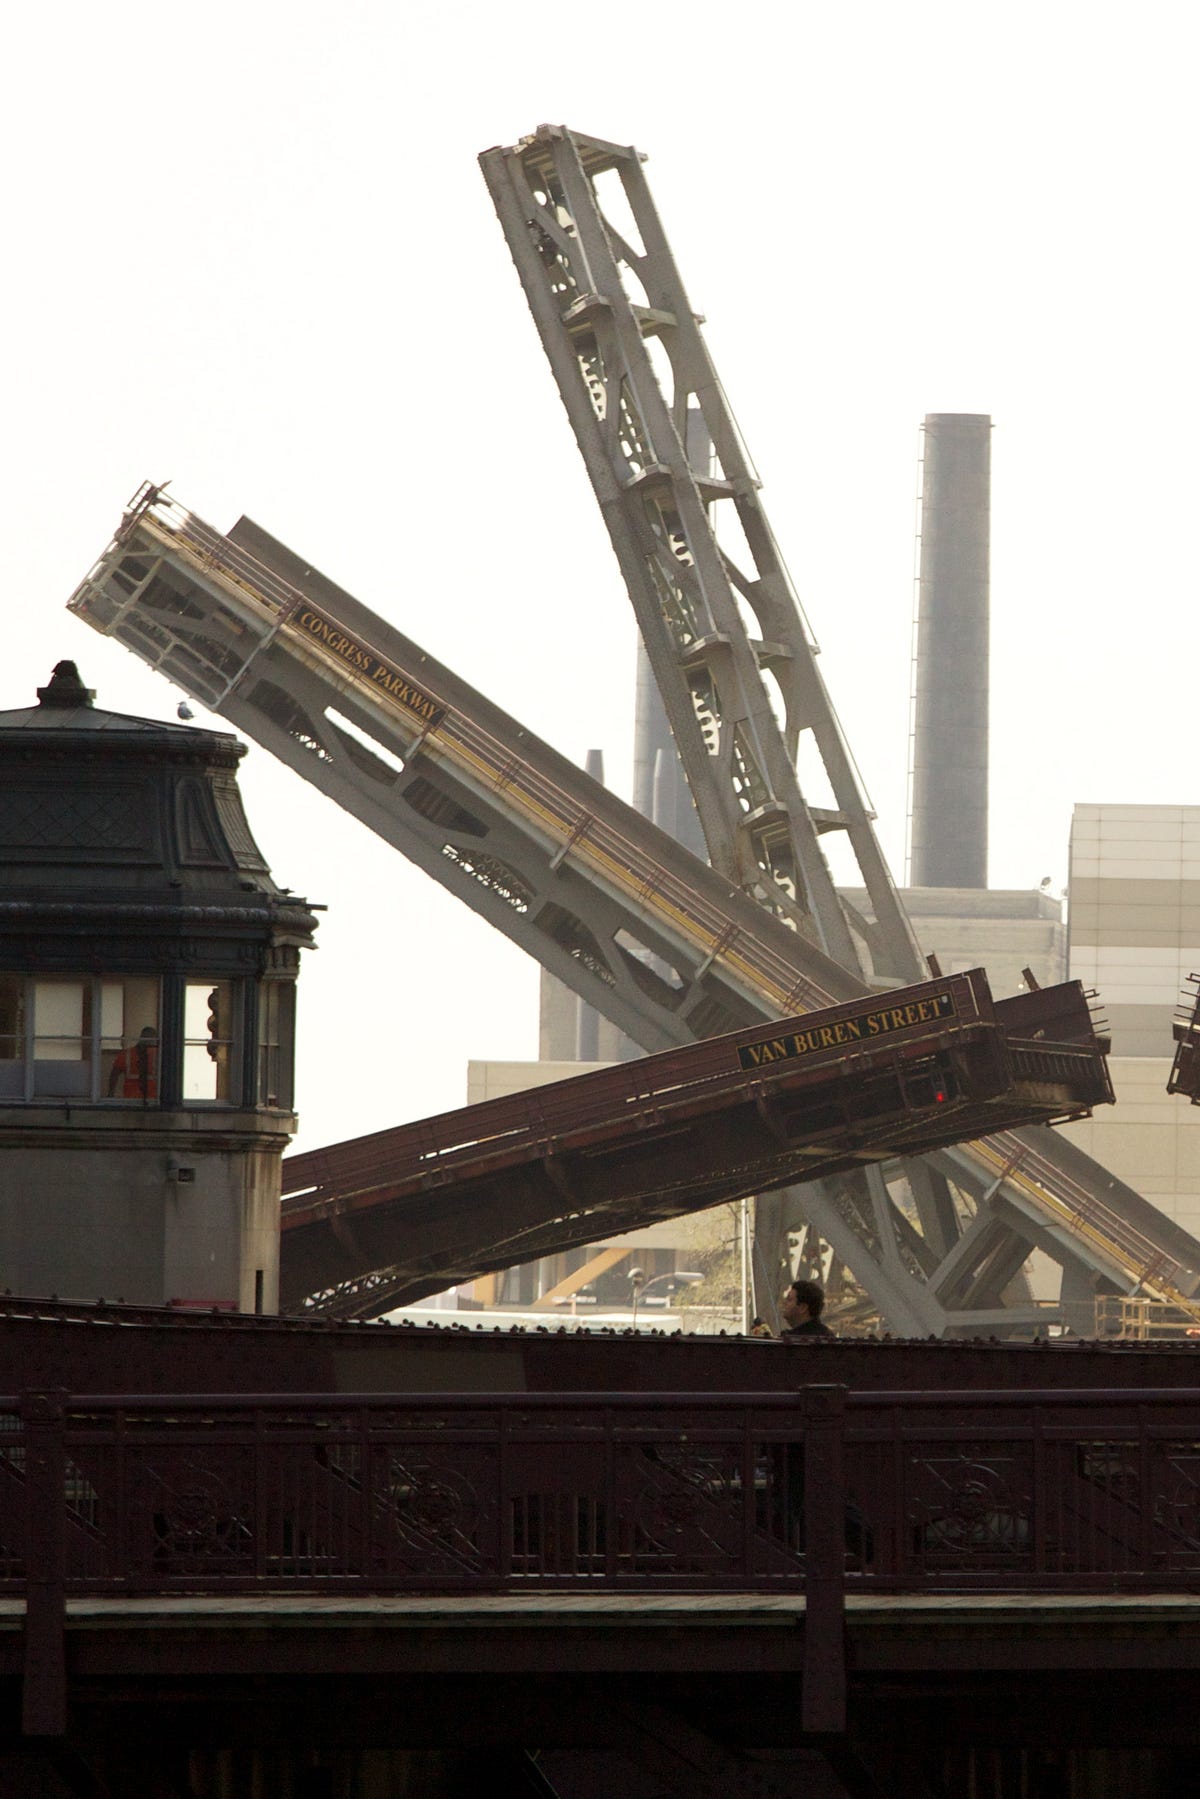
801 1385 848 1734
21 1391 68 1739
910 414 991 888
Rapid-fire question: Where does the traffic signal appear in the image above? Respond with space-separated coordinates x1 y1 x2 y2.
206 987 221 1061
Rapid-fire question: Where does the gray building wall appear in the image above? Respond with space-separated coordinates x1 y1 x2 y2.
538 970 625 1064
0 1111 288 1309
1067 804 1200 1057
1061 803 1200 1243
840 886 1065 998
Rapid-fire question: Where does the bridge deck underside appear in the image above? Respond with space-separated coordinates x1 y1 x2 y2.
279 974 1111 1314
6 1598 1198 1795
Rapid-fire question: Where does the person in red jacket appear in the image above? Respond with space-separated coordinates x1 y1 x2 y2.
108 1026 159 1100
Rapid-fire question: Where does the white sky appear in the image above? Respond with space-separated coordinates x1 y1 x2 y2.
3 2 1196 1153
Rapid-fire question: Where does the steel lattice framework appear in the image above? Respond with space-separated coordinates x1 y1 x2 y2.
482 127 920 985
68 489 1200 1335
476 123 1200 1331
63 128 1200 1334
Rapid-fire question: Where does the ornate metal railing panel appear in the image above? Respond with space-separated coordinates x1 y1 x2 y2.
845 1387 1200 1587
10 1387 1200 1597
17 1383 1200 1737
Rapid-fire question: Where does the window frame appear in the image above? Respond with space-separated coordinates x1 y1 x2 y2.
181 977 241 1106
18 975 164 1104
0 970 287 1110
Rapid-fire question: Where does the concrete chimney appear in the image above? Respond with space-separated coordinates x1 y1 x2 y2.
909 414 991 888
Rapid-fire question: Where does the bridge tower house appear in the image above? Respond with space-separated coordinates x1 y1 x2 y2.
0 661 317 1312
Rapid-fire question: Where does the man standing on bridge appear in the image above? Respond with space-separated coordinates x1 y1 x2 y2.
780 1279 834 1338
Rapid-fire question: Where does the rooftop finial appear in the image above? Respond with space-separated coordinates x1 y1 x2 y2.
37 661 95 709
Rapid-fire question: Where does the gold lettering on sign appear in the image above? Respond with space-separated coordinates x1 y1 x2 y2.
736 989 958 1071
293 607 446 731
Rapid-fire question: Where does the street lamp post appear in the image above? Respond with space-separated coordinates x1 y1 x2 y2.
627 1268 702 1329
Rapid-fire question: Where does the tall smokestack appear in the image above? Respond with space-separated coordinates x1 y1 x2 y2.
909 413 991 888
632 405 709 864
632 639 706 862
538 750 625 1063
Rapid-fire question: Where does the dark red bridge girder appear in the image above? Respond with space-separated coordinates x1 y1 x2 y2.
9 1381 1200 1749
3 1293 1200 1401
279 970 1112 1316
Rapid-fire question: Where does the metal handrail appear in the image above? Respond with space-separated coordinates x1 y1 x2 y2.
75 488 840 1020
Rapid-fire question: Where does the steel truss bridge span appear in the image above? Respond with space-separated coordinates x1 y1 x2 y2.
67 489 1200 1334
278 970 1113 1317
71 489 860 1050
481 122 1200 1333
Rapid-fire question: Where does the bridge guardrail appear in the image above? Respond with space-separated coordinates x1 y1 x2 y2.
11 1385 1200 1735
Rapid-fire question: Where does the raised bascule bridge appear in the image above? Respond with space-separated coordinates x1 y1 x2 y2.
27 115 1200 1799
63 124 1200 1343
68 486 1199 1338
278 970 1112 1318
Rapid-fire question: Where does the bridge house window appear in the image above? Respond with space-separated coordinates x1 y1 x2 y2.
0 973 269 1107
0 976 25 1097
35 980 91 1096
183 979 235 1102
0 975 161 1101
103 978 162 1101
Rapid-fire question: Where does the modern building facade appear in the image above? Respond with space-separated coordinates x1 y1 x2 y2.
843 885 1066 996
1061 804 1200 1244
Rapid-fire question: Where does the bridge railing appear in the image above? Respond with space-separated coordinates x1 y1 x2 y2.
7 1386 1200 1597
12 1384 1200 1733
